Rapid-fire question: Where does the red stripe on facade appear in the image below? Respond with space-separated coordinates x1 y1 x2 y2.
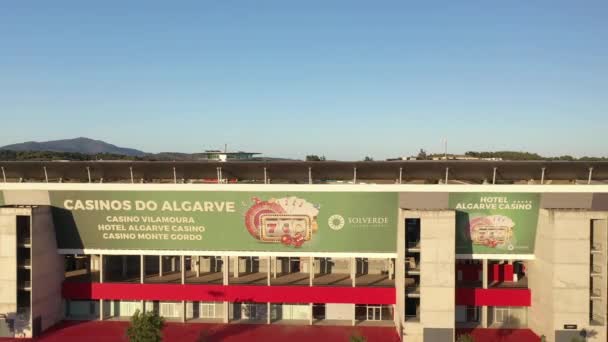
62 282 396 305
456 288 531 306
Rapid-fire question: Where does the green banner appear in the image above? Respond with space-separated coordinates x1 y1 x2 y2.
49 191 398 253
450 193 540 255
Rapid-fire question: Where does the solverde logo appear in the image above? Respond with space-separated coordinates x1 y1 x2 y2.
328 214 345 231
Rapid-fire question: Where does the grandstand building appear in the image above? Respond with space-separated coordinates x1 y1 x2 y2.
0 160 607 341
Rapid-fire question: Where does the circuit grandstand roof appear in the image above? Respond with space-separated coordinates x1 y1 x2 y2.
0 160 606 184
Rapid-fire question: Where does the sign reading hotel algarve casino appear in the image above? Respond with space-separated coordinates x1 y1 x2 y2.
49 191 398 253
450 193 540 255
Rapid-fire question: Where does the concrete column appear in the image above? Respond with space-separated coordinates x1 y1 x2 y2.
223 256 229 285
388 259 393 280
273 257 277 278
122 255 127 277
483 259 489 328
171 256 176 272
351 304 356 326
233 257 239 278
196 256 201 277
267 303 271 324
182 300 186 323
181 256 186 284
267 256 271 286
223 302 229 323
159 256 163 277
99 299 104 320
140 255 145 284
100 254 104 283
482 259 488 288
309 303 313 325
309 257 314 286
350 257 356 287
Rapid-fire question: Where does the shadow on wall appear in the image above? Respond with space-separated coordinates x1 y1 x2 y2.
455 211 474 255
50 207 84 250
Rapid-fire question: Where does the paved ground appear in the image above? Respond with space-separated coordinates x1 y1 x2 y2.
0 321 542 342
0 321 400 342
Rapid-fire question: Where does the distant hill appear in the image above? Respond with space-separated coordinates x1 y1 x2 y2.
0 137 146 156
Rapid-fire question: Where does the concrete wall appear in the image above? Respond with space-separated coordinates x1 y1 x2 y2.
529 210 608 342
528 209 555 340
31 206 64 334
401 210 455 342
0 209 18 331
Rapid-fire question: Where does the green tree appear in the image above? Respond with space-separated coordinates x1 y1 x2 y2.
363 156 373 161
126 309 165 342
349 332 367 342
417 149 428 160
456 333 475 342
306 155 326 161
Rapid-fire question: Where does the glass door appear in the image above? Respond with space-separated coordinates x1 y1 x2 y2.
366 306 382 321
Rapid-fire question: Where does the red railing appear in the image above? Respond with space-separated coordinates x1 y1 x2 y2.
63 282 396 305
456 288 531 306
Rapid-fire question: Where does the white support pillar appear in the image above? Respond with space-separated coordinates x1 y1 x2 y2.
196 256 201 277
309 257 314 286
171 257 176 272
350 257 356 287
159 256 163 277
267 303 271 324
263 167 268 184
267 256 271 286
99 254 104 283
173 167 177 184
388 258 393 280
130 167 134 184
398 167 403 184
140 255 144 284
351 304 356 326
540 167 546 184
309 303 313 325
445 167 449 184
308 167 312 184
233 257 239 278
353 167 357 184
273 257 277 278
588 167 594 184
482 259 488 328
86 167 91 183
223 256 229 285
1 166 6 183
181 256 186 284
223 302 229 323
182 301 186 323
99 299 104 320
492 167 497 184
43 166 48 183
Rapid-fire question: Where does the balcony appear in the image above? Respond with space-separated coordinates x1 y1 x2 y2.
18 237 31 247
590 288 602 300
591 243 603 254
18 281 31 291
591 264 602 276
406 241 420 253
590 313 605 326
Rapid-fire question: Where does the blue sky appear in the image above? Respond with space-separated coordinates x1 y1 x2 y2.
1 1 607 160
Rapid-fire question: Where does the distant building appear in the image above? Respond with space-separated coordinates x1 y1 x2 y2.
199 150 260 162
